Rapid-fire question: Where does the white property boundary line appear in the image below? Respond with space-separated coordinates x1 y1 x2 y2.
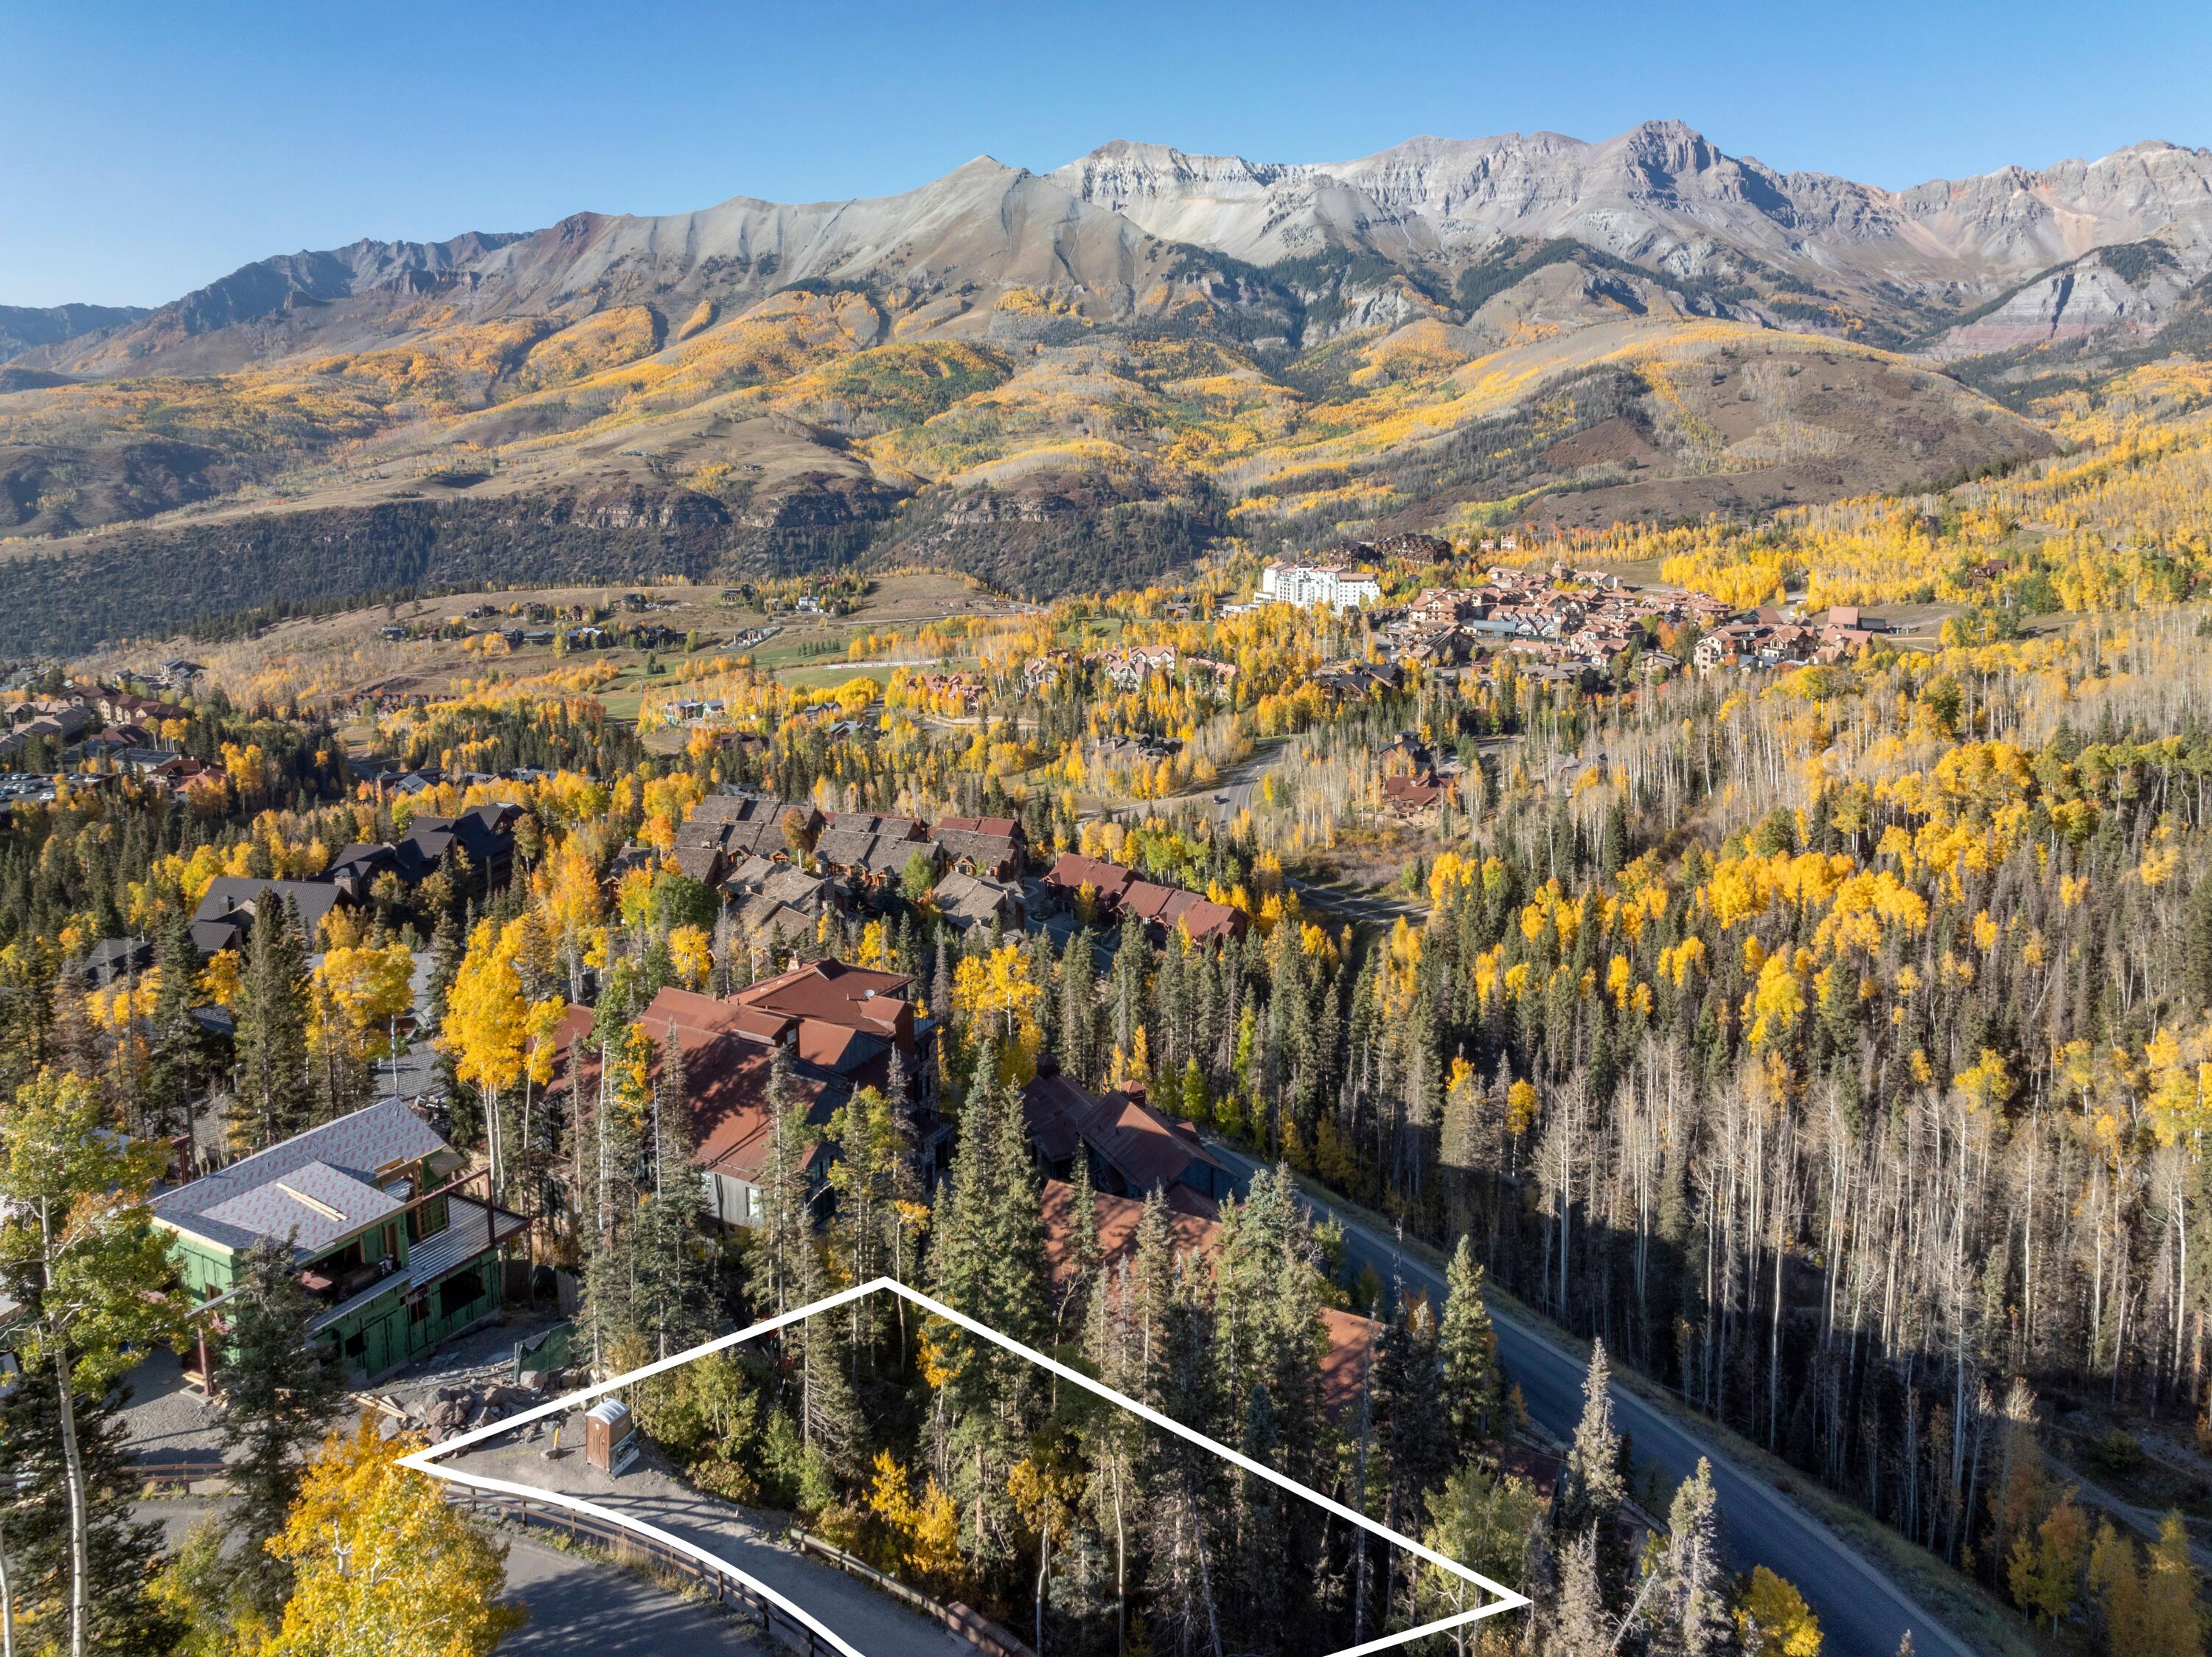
403 1276 1532 1655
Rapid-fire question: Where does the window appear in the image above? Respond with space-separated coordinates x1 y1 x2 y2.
343 1330 367 1360
437 1272 484 1321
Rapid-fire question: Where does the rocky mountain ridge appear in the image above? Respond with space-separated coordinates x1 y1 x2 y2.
14 122 2212 376
1051 123 2212 333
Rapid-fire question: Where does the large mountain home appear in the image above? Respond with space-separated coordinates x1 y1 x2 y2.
327 802 521 899
1021 1061 1235 1212
677 793 822 862
817 826 943 887
190 878 358 957
151 1099 527 1387
1037 1177 1378 1416
931 872 1025 934
932 815 1026 879
562 960 945 1228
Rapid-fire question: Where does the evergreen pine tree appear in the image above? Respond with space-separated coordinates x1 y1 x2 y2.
1112 914 1147 1057
1057 930 1098 1085
1649 1457 1733 1657
144 910 209 1144
1560 1338 1632 1597
1548 1529 1613 1657
931 936 954 1028
46 959 105 1087
2186 878 2212 1011
758 1043 820 1316
1375 1293 1453 1616
924 1046 1048 1580
231 897 312 1150
578 1024 642 1369
1057 1151 1104 1335
216 1236 342 1620
0 1358 180 1657
1439 1234 1504 1462
636 1024 711 1357
425 906 465 1029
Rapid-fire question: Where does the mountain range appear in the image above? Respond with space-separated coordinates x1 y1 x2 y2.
4 120 2210 649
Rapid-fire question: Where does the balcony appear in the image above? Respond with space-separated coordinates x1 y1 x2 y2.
298 1254 396 1305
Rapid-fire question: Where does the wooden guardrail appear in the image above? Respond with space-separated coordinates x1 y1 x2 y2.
787 1529 1037 1657
130 1453 231 1491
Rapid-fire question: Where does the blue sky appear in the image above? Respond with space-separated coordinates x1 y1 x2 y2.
4 0 2208 308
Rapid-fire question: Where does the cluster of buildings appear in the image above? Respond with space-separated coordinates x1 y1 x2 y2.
181 804 522 959
1026 645 1236 697
647 795 1033 951
148 955 943 1388
1312 660 1405 700
650 791 1249 959
376 613 688 653
1041 852 1244 947
905 670 984 711
1370 565 1729 681
1357 568 1896 685
1093 731 1184 765
1691 605 1891 673
0 678 202 782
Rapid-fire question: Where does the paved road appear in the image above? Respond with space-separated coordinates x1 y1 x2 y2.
1157 739 1287 822
503 1532 770 1657
1203 1139 1976 1657
140 1498 771 1656
1179 744 1428 925
451 1439 974 1657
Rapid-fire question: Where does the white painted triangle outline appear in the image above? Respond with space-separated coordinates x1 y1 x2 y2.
403 1276 1532 1655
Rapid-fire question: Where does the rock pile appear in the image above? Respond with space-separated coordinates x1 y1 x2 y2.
417 1382 544 1442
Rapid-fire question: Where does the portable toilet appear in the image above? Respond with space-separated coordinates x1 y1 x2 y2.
585 1398 637 1475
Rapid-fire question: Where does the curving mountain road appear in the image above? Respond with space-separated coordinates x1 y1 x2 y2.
1203 1139 1978 1657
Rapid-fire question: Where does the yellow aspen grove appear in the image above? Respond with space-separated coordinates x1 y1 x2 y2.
442 917 526 1192
260 1419 526 1656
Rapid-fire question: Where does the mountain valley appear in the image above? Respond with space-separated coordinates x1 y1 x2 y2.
4 120 2210 649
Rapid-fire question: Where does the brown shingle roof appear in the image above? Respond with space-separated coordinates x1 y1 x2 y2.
1020 1071 1228 1195
934 815 1021 841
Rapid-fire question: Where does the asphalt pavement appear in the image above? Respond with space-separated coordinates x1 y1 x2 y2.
449 1436 975 1657
1203 1138 1978 1657
502 1532 771 1657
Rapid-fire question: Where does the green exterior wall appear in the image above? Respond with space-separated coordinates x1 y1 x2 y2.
316 1254 502 1382
163 1152 504 1384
